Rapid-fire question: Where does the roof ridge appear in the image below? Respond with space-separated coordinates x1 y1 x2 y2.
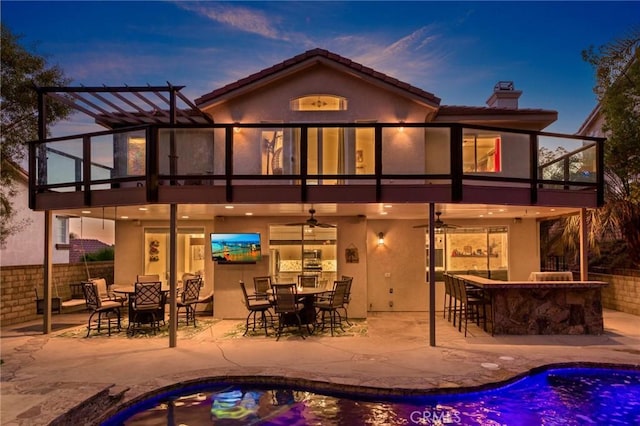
195 48 440 107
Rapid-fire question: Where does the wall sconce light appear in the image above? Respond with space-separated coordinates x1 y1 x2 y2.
378 232 385 246
398 121 404 133
233 122 241 133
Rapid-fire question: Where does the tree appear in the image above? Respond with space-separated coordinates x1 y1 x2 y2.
0 25 71 246
558 27 640 269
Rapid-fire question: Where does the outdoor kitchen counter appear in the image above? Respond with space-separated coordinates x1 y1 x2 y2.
456 275 608 335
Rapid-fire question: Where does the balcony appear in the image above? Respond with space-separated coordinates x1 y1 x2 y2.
29 122 604 211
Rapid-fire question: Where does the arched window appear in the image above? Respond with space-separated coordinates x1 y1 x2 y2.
290 95 347 111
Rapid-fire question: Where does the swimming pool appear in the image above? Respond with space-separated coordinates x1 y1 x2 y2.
103 363 640 425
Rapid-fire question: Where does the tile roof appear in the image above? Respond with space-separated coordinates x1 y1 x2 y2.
437 105 557 116
195 48 441 107
69 239 112 263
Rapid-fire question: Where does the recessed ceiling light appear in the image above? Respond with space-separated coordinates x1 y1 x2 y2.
499 209 505 212
550 208 556 212
138 207 148 211
81 210 91 214
535 212 540 215
488 212 493 215
245 212 253 216
384 204 392 208
225 205 234 209
479 214 484 217
121 216 129 219
181 215 189 219
380 211 388 215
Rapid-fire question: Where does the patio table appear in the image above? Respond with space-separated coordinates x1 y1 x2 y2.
112 284 171 324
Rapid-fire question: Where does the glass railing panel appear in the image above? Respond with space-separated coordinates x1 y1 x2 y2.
37 138 83 189
89 133 115 184
463 128 530 180
380 126 428 184
538 136 597 185
158 128 224 182
112 129 147 180
231 126 300 185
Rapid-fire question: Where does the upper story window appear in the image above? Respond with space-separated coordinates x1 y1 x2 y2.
463 134 501 172
290 95 347 111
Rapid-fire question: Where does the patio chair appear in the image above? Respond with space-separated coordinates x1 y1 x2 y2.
298 274 318 288
339 275 353 326
240 280 273 336
314 279 349 336
137 274 161 283
81 278 126 306
443 274 454 322
82 282 122 337
128 281 163 336
177 277 202 327
271 283 306 341
453 276 491 337
253 276 272 300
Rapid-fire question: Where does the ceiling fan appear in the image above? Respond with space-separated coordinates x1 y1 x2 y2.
286 208 336 228
413 211 458 230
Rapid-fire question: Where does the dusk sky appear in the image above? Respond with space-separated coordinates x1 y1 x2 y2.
3 1 639 135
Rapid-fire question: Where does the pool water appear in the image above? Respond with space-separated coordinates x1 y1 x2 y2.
104 365 640 425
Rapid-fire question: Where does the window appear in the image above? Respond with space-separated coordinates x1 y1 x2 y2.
463 135 501 172
54 216 69 244
290 95 347 111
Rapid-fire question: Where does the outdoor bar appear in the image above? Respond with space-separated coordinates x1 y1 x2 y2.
457 274 608 335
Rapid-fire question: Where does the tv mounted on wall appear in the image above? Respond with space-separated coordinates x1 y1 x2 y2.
211 233 262 264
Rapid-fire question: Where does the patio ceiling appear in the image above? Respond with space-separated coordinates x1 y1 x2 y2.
59 203 580 223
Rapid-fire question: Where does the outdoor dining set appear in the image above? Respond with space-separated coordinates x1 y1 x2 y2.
81 274 203 337
240 275 353 340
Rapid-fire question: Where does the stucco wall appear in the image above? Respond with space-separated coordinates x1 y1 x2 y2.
0 261 114 326
0 179 69 266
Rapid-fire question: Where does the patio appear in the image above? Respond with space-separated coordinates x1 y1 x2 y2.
1 309 639 425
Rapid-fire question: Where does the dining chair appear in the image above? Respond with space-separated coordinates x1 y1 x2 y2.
339 275 353 326
177 277 202 327
128 281 163 336
81 278 127 305
137 274 161 283
298 275 318 288
271 283 306 341
443 274 454 322
253 276 272 300
82 282 122 337
455 276 491 337
313 279 349 336
240 281 273 336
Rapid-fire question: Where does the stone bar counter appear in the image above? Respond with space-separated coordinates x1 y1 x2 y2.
456 275 608 335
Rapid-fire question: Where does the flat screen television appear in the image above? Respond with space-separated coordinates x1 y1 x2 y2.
211 233 262 264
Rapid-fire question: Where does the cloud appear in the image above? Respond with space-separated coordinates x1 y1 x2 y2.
177 1 288 41
327 26 450 90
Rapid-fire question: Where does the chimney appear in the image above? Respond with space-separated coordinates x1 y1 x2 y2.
486 81 522 109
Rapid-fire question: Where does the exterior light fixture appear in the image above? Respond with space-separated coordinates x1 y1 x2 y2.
398 121 405 133
233 122 241 133
378 232 385 246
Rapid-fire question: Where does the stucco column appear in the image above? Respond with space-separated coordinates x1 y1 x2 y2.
169 204 177 347
428 203 436 346
43 210 53 334
579 208 588 280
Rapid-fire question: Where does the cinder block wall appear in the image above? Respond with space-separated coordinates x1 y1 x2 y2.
591 272 640 316
0 262 114 326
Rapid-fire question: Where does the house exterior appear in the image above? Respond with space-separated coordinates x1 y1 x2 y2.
1 161 70 266
29 49 604 322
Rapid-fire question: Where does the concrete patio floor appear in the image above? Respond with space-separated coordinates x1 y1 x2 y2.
1 309 639 425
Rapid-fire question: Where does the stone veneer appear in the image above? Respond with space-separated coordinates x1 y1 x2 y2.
0 261 114 326
592 272 640 316
491 287 604 335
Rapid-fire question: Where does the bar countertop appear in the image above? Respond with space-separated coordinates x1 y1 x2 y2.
456 275 609 289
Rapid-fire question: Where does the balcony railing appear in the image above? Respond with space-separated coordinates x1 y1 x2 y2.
29 122 604 208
